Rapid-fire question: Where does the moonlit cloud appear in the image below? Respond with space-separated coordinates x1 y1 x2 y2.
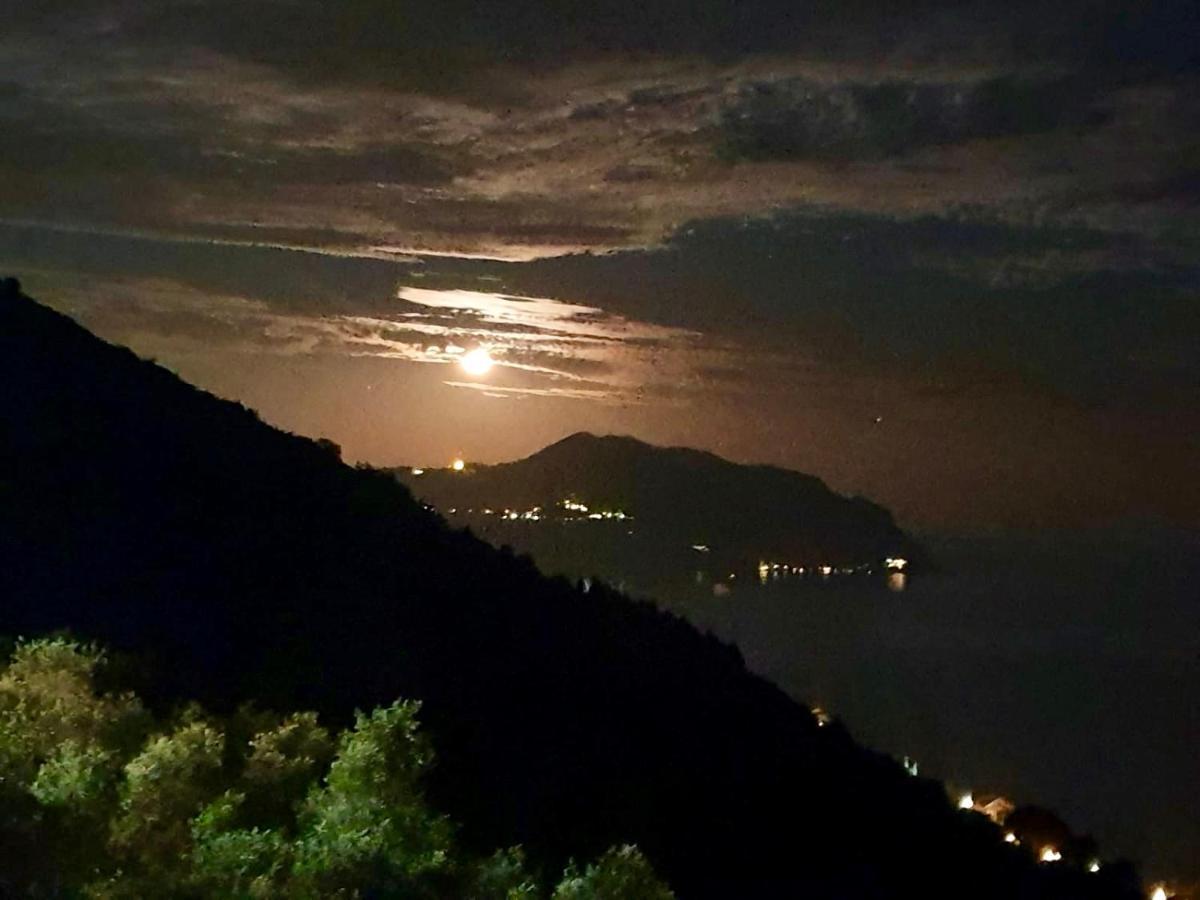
396 286 697 343
2 5 1195 260
7 256 717 406
442 381 622 403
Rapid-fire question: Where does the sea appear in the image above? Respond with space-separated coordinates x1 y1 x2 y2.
659 528 1199 885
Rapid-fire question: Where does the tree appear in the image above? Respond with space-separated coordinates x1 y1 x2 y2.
552 845 675 900
290 701 455 896
0 638 148 894
315 438 342 459
109 719 227 887
470 847 541 899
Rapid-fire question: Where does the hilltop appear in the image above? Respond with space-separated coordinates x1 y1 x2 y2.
394 431 927 593
0 279 1138 899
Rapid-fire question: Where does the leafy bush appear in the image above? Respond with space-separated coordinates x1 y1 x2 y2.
552 845 677 900
0 638 673 899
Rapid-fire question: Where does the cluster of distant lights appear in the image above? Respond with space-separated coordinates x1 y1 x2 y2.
445 497 631 523
951 790 1173 889
410 479 633 525
752 556 908 587
409 459 464 475
559 499 629 521
451 506 546 521
808 707 1174 896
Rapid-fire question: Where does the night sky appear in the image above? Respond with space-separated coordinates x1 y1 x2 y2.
2 0 1197 531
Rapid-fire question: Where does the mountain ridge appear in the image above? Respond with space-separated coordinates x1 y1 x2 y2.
394 428 928 593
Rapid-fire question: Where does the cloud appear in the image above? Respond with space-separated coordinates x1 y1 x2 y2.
9 201 1196 416
719 74 1104 162
486 208 1200 406
2 233 721 406
42 0 1194 86
2 1 1196 262
441 381 624 403
386 285 711 397
396 286 696 343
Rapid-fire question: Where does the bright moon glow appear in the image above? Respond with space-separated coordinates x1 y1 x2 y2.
460 347 494 376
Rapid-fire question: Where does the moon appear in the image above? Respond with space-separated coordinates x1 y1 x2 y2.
460 347 494 376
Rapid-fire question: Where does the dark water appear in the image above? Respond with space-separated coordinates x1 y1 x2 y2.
663 530 1199 883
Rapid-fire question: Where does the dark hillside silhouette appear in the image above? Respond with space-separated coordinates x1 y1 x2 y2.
393 431 928 593
0 282 1139 899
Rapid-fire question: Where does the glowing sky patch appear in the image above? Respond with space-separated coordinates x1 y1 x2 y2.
396 286 695 342
460 347 494 376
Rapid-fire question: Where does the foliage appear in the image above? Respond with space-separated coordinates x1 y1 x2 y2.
291 701 454 896
472 847 542 899
551 845 676 900
0 638 672 899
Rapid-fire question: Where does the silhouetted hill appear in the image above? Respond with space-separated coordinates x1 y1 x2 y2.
394 431 928 594
0 280 1139 899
